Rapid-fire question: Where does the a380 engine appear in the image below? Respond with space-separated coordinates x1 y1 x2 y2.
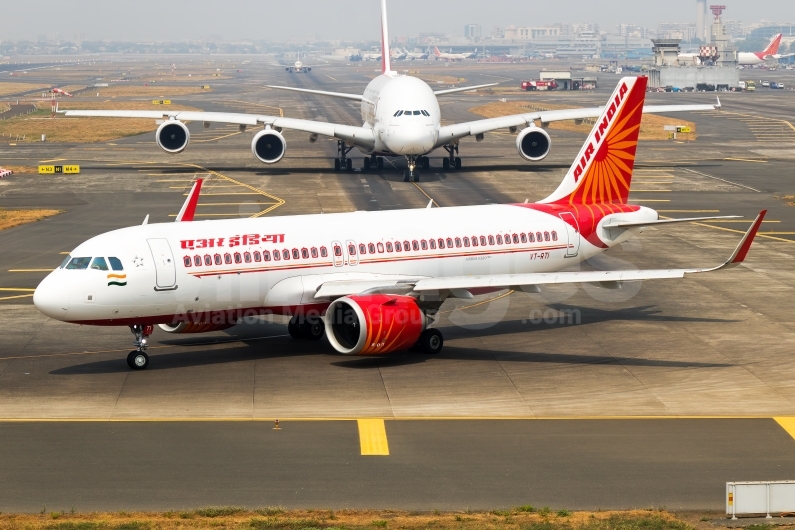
324 295 428 355
156 120 190 154
251 129 286 164
516 126 552 162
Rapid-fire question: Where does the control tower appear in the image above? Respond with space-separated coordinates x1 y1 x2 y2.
709 5 738 66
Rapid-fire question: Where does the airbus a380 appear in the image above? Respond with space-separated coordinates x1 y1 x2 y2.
35 75 764 371
61 0 718 182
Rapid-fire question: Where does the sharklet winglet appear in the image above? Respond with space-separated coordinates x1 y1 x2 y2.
175 178 203 222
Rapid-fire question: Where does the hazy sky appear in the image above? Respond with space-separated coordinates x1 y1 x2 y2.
0 0 790 42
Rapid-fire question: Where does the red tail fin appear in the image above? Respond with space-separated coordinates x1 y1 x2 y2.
763 34 782 56
540 76 648 206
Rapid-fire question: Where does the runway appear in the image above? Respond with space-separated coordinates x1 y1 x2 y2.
1 58 795 511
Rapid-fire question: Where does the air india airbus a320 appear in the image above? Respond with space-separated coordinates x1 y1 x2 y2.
34 75 765 370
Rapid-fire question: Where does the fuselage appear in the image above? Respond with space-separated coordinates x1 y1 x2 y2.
33 203 657 327
360 74 440 156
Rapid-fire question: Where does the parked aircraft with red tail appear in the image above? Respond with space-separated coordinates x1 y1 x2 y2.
34 76 765 370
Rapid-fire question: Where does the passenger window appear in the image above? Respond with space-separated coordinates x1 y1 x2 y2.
311 247 319 258
446 238 453 248
291 249 299 260
66 257 91 270
205 255 212 266
471 236 478 247
368 243 376 254
552 231 558 241
377 243 384 253
244 252 252 263
480 236 487 246
395 241 402 251
421 240 428 250
348 244 356 255
513 234 520 244
183 256 192 267
387 242 394 252
463 237 470 247
90 257 109 271
536 232 543 242
283 249 291 260
194 255 201 267
521 233 527 243
544 232 550 242
263 251 272 261
234 253 242 264
488 235 495 245
403 240 410 251
109 257 124 271
496 235 503 245
359 243 367 255
301 248 309 259
455 238 462 248
273 251 281 261
528 232 535 242
412 240 419 251
224 253 232 264
214 254 222 265
334 245 342 257
320 247 328 258
254 251 262 262
429 239 437 250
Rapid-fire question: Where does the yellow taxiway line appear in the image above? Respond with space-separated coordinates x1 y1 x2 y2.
0 294 34 301
358 419 390 456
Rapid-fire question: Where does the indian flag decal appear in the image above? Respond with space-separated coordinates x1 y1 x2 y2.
108 273 127 287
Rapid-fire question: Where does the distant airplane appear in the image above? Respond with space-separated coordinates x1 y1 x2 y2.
51 88 73 97
679 34 785 66
433 47 477 61
403 48 429 60
286 52 312 73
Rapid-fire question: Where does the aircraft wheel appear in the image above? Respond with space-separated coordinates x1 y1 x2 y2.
346 159 353 171
403 170 410 182
334 159 341 172
377 157 384 169
443 158 450 170
363 157 371 171
301 317 325 341
455 157 462 169
418 329 444 355
127 351 149 370
288 316 302 339
422 157 430 169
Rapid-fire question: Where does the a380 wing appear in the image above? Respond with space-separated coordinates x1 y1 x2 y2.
434 100 721 148
60 109 376 150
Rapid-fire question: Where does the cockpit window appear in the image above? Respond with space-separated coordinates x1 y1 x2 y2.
404 110 411 115
59 255 71 269
394 110 403 117
65 257 91 270
108 257 124 271
413 110 421 115
90 257 109 271
421 110 430 116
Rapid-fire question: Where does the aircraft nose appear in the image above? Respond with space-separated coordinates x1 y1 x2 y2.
33 273 68 321
384 125 436 155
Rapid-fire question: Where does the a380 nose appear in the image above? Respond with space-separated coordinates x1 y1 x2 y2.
33 274 68 320
383 126 436 155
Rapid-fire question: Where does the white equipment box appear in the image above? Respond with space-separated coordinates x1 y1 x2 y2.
727 481 795 519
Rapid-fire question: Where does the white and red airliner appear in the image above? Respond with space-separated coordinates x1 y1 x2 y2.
34 75 765 370
59 0 717 181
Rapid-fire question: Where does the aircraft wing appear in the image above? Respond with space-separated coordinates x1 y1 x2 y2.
265 85 365 102
433 83 499 96
435 100 721 147
314 211 765 300
59 109 377 150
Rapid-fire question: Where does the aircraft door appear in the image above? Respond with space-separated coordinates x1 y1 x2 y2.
345 240 359 266
558 213 580 258
147 239 177 290
331 241 344 267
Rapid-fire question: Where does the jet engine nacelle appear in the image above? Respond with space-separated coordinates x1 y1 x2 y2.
324 295 428 355
158 322 236 334
156 120 190 154
516 126 552 162
251 129 286 164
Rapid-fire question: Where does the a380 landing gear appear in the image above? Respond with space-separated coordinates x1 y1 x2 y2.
334 140 354 172
363 155 384 171
442 144 462 171
288 315 326 341
127 324 153 370
404 155 430 182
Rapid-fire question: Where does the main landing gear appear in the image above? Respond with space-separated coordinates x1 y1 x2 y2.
127 324 153 370
334 140 354 172
288 315 326 341
403 155 431 182
442 144 462 171
363 155 385 171
410 328 444 355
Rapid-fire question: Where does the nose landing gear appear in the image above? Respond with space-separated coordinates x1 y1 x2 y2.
127 324 153 370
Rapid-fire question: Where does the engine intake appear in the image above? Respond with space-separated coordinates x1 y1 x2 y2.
251 129 286 164
156 120 190 154
516 126 551 162
324 295 427 355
